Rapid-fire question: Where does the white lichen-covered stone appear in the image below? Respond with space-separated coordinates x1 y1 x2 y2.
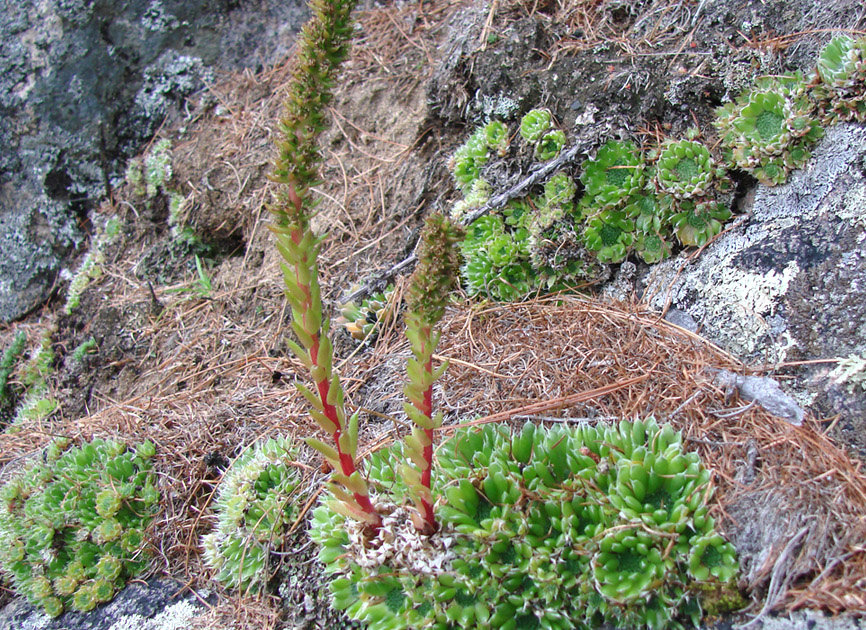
644 124 866 365
107 599 199 630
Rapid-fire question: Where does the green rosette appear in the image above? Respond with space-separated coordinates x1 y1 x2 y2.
519 109 553 143
583 210 635 264
311 418 742 630
671 201 732 247
201 436 300 592
0 438 158 617
654 139 720 200
580 140 646 211
535 130 567 161
814 35 866 124
715 74 823 185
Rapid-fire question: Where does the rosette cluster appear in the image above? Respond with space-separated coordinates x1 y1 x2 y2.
652 138 731 248
579 140 646 263
0 438 159 617
812 35 866 124
519 109 566 161
337 285 397 342
202 436 301 592
311 418 739 630
715 75 823 186
451 117 606 301
578 138 731 260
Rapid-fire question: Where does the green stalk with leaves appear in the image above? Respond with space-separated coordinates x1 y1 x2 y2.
268 0 382 530
400 214 464 534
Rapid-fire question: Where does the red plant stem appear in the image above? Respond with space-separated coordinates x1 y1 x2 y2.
290 222 382 531
312 363 382 526
415 350 437 531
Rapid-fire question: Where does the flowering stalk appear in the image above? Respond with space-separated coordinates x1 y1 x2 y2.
401 214 465 534
268 0 381 531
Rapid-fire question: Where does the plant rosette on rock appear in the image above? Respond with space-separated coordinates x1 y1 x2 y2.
653 139 723 200
582 210 635 264
311 418 740 630
670 200 732 248
579 140 647 212
0 438 158 617
812 35 866 124
715 74 823 186
202 436 301 592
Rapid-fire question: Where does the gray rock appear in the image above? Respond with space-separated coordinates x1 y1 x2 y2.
643 124 866 457
0 0 310 322
713 369 806 425
0 577 211 630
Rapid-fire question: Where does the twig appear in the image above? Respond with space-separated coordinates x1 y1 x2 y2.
341 143 585 304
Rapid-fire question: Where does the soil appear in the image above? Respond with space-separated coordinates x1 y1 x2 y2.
2 1 866 628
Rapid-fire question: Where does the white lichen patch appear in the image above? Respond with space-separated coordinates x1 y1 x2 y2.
107 599 200 630
344 502 456 576
644 124 866 364
647 256 800 362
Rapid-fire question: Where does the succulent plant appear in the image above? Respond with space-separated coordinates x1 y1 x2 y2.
202 436 301 592
715 75 823 186
624 192 669 234
451 179 492 223
502 198 532 229
583 210 635 263
633 232 672 264
451 129 492 192
543 172 577 210
528 218 599 290
337 285 396 342
400 214 464 534
311 418 740 630
519 109 553 143
580 140 647 211
482 120 510 156
812 35 866 124
460 215 533 301
0 438 158 616
654 140 722 200
671 201 732 248
535 130 567 161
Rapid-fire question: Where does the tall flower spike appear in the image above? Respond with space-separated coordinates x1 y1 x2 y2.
268 0 382 532
402 214 465 534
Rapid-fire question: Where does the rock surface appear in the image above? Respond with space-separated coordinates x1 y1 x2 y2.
0 0 309 322
0 577 209 630
644 124 866 457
